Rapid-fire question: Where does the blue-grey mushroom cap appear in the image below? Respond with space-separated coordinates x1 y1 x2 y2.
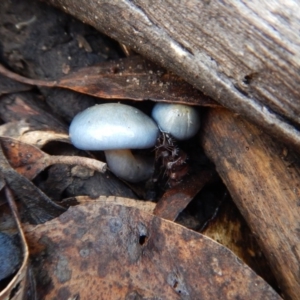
152 103 200 140
70 103 159 150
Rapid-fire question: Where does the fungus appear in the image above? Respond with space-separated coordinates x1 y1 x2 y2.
152 103 200 140
69 103 159 182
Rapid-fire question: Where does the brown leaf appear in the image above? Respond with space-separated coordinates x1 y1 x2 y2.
0 137 106 180
0 93 67 134
0 93 69 146
0 56 218 107
0 93 58 124
24 202 280 299
0 144 65 223
154 169 214 221
0 120 69 148
0 73 31 96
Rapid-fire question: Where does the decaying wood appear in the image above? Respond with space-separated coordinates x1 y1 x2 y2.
44 0 300 151
201 108 300 300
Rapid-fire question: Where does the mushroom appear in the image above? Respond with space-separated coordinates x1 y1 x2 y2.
151 103 200 140
69 103 159 182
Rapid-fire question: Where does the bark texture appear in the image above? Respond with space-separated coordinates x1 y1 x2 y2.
201 108 300 300
44 0 300 150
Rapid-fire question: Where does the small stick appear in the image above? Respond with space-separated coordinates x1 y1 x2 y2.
15 16 37 30
48 155 107 173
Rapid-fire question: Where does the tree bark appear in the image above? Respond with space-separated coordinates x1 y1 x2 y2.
43 0 300 151
201 108 300 300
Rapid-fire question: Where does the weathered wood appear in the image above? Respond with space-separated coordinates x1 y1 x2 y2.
201 108 300 300
44 0 300 151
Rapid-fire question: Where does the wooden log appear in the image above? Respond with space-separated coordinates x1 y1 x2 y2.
201 108 300 300
43 0 300 151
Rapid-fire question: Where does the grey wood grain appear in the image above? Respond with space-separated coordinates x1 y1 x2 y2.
44 0 300 151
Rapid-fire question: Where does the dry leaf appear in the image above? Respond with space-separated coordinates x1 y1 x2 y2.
154 169 214 221
0 136 106 179
24 202 280 299
0 93 70 148
0 56 218 107
0 120 70 147
0 93 67 132
0 145 65 223
0 73 31 96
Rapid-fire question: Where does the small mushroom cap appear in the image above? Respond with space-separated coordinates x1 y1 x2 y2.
69 103 159 150
152 103 200 140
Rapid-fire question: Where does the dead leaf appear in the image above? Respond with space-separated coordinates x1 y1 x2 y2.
0 136 106 179
154 169 214 221
0 120 69 147
0 93 67 134
0 56 218 107
24 202 280 299
0 92 70 148
0 73 31 96
0 145 65 223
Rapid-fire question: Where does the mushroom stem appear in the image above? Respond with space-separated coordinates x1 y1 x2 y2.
104 149 154 183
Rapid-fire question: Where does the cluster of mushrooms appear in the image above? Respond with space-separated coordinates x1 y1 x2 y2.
69 102 200 183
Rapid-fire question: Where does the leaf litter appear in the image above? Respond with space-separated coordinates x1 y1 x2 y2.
0 0 281 297
24 202 280 300
0 56 218 107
